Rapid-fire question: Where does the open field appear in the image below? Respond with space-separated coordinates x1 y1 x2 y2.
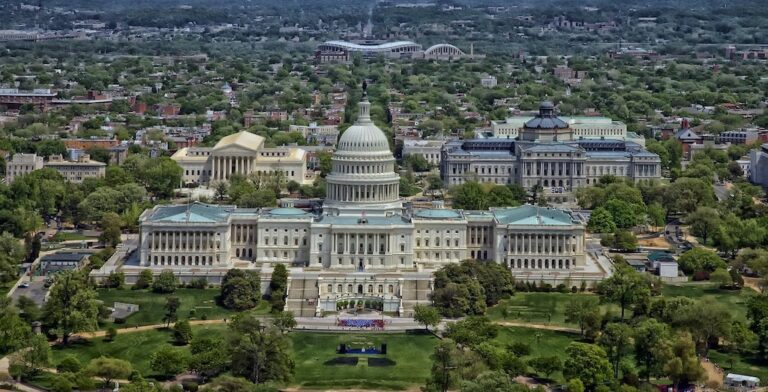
96 288 265 328
487 292 619 326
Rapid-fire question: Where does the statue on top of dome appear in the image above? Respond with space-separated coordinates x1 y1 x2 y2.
362 80 368 97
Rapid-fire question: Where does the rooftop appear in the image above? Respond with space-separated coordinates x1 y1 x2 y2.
493 205 577 226
143 202 234 223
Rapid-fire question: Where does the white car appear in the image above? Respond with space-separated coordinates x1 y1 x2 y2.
18 282 29 288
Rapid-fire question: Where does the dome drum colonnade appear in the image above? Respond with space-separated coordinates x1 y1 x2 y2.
324 95 401 214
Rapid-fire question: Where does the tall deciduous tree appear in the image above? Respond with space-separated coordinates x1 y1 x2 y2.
220 269 261 311
634 319 672 381
0 232 25 283
84 357 133 388
163 297 180 327
565 296 601 338
413 304 441 332
43 271 99 345
598 323 634 379
563 343 613 390
663 333 705 389
597 265 650 321
587 207 616 233
269 264 288 312
228 311 294 384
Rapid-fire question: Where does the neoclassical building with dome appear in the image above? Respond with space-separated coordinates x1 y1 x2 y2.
135 95 610 317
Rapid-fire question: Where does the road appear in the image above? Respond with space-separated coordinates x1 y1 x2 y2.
713 182 732 202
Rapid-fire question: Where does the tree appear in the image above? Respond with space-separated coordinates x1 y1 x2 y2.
228 311 294 384
565 296 600 337
271 311 297 334
445 317 498 348
459 371 521 392
134 269 153 289
11 334 50 377
677 248 726 275
413 304 441 332
0 232 26 284
189 336 228 381
220 269 261 311
528 356 563 380
428 340 460 392
163 297 180 327
597 265 650 321
604 199 642 228
152 270 179 293
588 207 616 233
105 327 117 342
43 271 99 345
203 375 260 391
98 212 122 247
674 298 732 356
605 230 638 251
647 203 666 228
150 345 189 378
686 207 721 245
269 264 288 312
634 319 671 381
173 320 193 345
84 357 133 388
451 182 487 210
214 181 229 201
0 300 33 354
404 154 431 172
56 356 82 373
487 186 520 208
598 323 634 379
663 333 705 389
566 378 585 392
563 343 613 390
709 268 733 287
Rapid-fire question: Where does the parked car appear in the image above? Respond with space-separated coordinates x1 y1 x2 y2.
18 282 29 288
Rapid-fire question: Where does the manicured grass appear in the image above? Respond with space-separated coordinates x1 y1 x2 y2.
290 332 439 390
487 292 618 326
660 283 756 322
493 326 580 383
51 324 227 378
50 232 95 242
96 288 265 328
709 349 768 382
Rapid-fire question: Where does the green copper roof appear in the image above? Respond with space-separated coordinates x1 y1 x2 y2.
265 207 312 217
414 209 463 219
493 205 574 226
146 203 234 223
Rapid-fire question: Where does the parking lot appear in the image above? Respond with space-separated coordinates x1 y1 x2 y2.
9 278 48 306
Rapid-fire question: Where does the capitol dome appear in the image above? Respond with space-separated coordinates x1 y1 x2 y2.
337 100 391 153
323 93 401 216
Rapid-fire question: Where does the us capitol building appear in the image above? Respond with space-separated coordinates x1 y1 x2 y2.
131 95 609 317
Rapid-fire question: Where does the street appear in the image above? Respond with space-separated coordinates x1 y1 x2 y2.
9 279 48 306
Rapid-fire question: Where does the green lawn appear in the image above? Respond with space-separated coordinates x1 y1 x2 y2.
660 283 756 322
290 332 439 390
50 232 95 242
487 292 618 326
51 325 227 378
96 288 264 328
493 326 580 383
709 349 768 382
50 327 440 390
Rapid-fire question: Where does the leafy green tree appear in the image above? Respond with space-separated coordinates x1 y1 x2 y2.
427 340 460 392
56 355 82 374
686 207 721 245
565 296 600 338
566 378 585 392
445 317 498 348
0 299 32 354
413 304 441 332
528 356 563 380
588 207 616 233
98 212 122 247
43 271 99 345
604 199 641 228
228 311 294 384
709 268 732 287
0 232 26 283
604 230 637 251
163 297 180 327
597 265 650 321
150 345 189 378
663 333 705 389
634 319 671 381
404 154 431 172
134 269 153 290
220 269 261 311
598 323 634 379
459 371 521 392
673 298 732 356
451 182 487 210
173 320 193 345
189 336 228 381
677 248 726 275
11 334 50 377
271 311 297 334
486 186 520 208
563 343 612 390
268 264 288 312
647 203 666 228
152 270 179 293
105 327 117 342
84 357 133 388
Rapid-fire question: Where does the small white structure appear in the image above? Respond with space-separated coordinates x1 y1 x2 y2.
658 261 679 278
480 75 498 88
724 373 760 390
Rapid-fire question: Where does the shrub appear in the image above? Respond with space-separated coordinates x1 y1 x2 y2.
113 317 126 324
50 375 73 392
105 327 118 342
188 278 208 289
57 356 82 373
182 381 199 392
